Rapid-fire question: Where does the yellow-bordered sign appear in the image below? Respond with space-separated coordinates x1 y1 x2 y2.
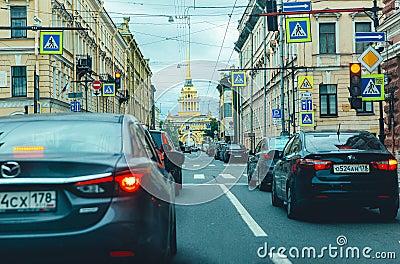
300 112 314 126
232 71 246 86
286 17 312 43
40 31 63 55
298 76 313 90
361 74 384 101
102 83 116 97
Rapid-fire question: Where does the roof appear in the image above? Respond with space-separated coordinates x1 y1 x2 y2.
0 113 127 123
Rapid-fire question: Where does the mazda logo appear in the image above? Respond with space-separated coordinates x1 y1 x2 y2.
1 161 21 178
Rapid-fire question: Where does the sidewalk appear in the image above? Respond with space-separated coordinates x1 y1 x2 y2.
396 153 400 192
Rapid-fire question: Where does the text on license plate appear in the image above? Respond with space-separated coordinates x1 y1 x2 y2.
333 164 370 173
0 191 56 212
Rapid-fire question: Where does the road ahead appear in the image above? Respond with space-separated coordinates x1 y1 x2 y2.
172 151 400 264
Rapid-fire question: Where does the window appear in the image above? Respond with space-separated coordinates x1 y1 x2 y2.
11 6 27 38
224 102 232 117
11 66 27 97
355 22 371 53
356 101 374 115
319 23 336 54
319 84 337 117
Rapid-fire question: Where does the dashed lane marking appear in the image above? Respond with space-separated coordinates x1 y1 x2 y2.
193 174 205 179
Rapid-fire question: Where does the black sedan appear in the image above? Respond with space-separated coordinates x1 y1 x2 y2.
247 136 289 191
271 130 399 220
222 144 248 163
0 113 176 263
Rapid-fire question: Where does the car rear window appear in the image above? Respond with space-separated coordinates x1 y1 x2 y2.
305 132 385 152
0 121 122 154
229 144 245 149
269 137 289 150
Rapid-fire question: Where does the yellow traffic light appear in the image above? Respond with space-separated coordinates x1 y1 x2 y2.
350 63 361 74
115 71 121 79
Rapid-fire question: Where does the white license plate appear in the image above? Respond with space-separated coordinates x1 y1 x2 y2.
234 155 242 158
0 191 56 212
333 164 370 173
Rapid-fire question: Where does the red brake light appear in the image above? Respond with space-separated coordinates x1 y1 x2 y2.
371 159 397 171
76 176 113 186
115 168 149 193
263 154 271 159
297 159 332 171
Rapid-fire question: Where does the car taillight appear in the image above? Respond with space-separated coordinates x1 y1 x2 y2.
75 176 114 197
115 169 148 193
371 159 398 171
226 150 232 153
296 159 332 171
263 154 271 159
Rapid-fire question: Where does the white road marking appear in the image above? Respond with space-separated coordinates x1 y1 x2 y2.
193 174 205 180
219 184 267 237
193 164 200 167
183 183 248 186
270 253 293 264
208 164 216 167
219 173 236 179
242 174 247 176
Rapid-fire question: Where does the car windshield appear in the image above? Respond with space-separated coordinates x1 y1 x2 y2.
305 132 385 152
0 121 122 154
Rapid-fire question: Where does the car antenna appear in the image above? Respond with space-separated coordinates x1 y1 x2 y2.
337 123 341 142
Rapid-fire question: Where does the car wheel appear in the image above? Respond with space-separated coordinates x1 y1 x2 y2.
286 185 299 219
379 198 399 221
271 179 283 207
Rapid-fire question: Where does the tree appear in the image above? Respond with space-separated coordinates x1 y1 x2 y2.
205 118 219 138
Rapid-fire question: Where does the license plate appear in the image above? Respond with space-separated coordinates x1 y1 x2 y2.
333 164 370 173
0 191 56 212
234 155 242 158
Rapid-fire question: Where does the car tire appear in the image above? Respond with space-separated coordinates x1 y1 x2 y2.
379 198 399 221
286 185 300 219
259 180 270 192
271 179 283 207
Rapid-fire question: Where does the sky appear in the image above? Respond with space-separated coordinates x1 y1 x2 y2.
103 0 249 118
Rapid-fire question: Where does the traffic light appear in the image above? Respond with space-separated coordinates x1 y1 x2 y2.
349 63 362 97
349 97 362 110
115 71 121 89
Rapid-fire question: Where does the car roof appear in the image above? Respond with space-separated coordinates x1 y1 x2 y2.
0 113 126 123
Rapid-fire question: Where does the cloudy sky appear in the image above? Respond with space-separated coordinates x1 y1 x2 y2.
103 0 249 118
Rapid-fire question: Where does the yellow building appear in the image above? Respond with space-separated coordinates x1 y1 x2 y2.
166 64 210 146
0 0 152 124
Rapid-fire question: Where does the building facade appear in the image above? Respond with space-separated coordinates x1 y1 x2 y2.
235 0 383 150
0 0 152 124
378 0 400 153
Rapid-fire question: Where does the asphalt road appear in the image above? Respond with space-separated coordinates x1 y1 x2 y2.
172 151 400 264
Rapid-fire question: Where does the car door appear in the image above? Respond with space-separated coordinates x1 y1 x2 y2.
281 135 302 200
275 136 295 198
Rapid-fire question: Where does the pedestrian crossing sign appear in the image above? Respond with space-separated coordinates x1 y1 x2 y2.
298 76 313 90
232 71 246 86
286 17 311 43
361 74 384 101
40 31 63 54
300 112 314 126
102 83 116 97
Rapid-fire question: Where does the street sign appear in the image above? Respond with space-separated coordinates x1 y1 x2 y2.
37 101 41 114
102 83 115 96
300 112 314 126
70 101 81 112
300 91 312 98
286 17 311 43
355 32 386 43
357 46 383 73
68 92 83 98
39 31 63 55
92 90 102 97
282 1 311 12
214 130 218 135
301 99 313 111
361 74 385 101
92 80 102 90
298 76 313 90
232 72 246 86
272 109 282 119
